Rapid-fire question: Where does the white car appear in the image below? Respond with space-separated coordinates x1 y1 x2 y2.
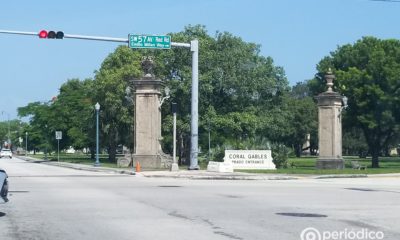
0 149 12 159
0 168 8 203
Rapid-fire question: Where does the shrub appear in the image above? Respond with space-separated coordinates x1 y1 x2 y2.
271 143 291 168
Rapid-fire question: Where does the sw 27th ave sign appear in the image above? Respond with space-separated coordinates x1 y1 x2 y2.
129 34 171 49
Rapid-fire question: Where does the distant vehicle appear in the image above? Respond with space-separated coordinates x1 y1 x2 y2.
0 149 12 159
0 168 8 203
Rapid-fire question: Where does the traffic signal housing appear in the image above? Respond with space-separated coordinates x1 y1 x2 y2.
38 30 64 39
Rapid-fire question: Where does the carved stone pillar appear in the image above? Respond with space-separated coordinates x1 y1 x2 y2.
315 69 345 169
131 57 170 169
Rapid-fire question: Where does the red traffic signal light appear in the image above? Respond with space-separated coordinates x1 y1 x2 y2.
38 30 47 38
38 30 64 39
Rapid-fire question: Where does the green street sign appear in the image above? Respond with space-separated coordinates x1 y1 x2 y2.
128 34 171 49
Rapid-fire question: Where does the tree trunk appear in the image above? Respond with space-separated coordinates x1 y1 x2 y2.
178 133 184 165
107 127 118 163
108 145 117 163
184 135 191 165
295 144 301 158
371 145 380 168
90 146 95 160
364 129 380 168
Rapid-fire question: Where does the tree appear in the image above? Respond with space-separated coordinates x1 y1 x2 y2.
18 102 53 154
18 79 96 157
0 119 27 149
312 37 400 167
17 25 293 165
93 46 142 162
153 25 290 162
286 95 318 157
50 79 96 156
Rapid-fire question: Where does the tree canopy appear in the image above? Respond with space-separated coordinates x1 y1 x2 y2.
16 25 319 165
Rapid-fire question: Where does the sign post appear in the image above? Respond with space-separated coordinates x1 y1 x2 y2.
55 131 62 162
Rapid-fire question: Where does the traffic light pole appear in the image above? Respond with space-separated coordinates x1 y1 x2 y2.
0 29 128 42
0 29 199 170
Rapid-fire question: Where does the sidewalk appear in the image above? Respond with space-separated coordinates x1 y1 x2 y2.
18 156 301 180
138 170 301 180
19 156 136 175
17 156 400 180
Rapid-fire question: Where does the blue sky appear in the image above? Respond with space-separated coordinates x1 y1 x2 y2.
1 0 400 120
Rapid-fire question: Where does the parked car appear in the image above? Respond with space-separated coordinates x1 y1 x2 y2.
0 168 8 203
0 149 12 159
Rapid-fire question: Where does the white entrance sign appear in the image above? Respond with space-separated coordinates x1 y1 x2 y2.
224 150 276 170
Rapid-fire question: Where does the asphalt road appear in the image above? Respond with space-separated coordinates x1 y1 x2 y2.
1 157 400 240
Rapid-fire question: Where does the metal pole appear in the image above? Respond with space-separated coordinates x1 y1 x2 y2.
173 112 177 164
170 110 179 171
189 40 199 170
95 104 100 166
25 132 28 157
208 120 211 160
0 29 128 43
44 124 47 160
57 139 60 162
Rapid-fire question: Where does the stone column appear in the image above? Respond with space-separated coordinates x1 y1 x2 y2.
132 57 167 169
315 69 345 169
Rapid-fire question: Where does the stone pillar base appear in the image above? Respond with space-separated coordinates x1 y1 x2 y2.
117 154 132 168
133 154 173 169
133 154 163 169
316 158 344 169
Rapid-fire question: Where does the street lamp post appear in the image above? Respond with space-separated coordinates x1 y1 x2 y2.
171 103 179 171
94 103 101 167
44 124 48 160
208 119 211 161
25 132 28 157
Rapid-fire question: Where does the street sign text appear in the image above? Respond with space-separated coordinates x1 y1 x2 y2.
128 34 171 49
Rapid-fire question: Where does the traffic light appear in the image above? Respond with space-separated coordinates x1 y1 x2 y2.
171 103 177 114
38 30 64 39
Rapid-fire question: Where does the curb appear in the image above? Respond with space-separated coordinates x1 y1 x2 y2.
18 156 136 176
313 174 368 179
16 156 400 180
138 171 300 180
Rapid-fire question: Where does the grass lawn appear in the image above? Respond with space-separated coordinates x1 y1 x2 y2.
237 156 400 175
27 153 122 169
26 153 400 175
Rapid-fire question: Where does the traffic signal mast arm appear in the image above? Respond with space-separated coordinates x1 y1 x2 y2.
0 29 189 47
0 29 128 43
